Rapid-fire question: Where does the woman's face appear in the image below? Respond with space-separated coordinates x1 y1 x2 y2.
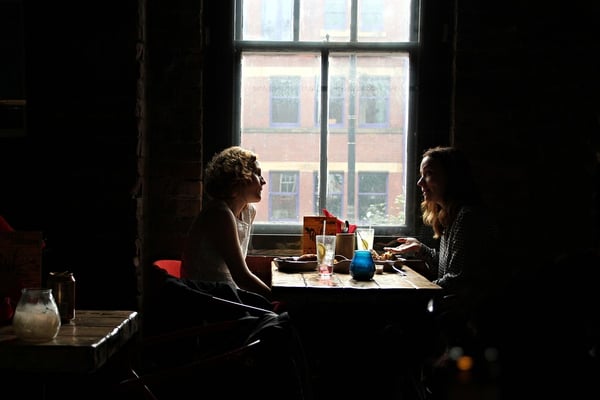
417 156 446 206
240 161 266 203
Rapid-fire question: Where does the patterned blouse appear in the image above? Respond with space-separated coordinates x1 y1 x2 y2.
419 205 500 310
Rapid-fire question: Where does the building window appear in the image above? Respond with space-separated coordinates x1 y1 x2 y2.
330 76 345 127
236 0 418 236
359 0 384 32
270 76 301 126
324 0 347 30
259 0 293 41
269 171 299 222
358 75 390 127
357 172 388 225
313 171 345 216
315 76 345 128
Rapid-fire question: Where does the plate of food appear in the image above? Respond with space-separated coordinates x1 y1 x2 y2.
273 255 318 272
274 254 351 273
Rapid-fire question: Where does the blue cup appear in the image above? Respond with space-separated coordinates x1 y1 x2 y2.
349 250 375 281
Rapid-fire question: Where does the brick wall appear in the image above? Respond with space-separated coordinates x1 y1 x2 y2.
137 0 204 312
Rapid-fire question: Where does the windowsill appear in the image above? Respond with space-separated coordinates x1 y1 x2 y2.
249 233 399 256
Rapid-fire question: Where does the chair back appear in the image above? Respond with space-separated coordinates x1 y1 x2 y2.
153 259 182 278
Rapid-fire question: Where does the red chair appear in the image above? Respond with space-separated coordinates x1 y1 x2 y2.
155 257 273 286
152 259 182 278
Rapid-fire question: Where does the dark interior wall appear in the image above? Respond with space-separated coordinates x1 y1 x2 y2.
452 2 600 277
0 1 598 313
0 2 139 310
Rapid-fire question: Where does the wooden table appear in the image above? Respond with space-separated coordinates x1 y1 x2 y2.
0 310 139 399
271 262 442 399
271 261 442 307
0 309 139 374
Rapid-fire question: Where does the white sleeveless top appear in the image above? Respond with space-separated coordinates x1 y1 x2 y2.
236 205 253 259
181 201 255 288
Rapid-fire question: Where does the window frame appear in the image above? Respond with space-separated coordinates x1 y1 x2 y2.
232 0 423 241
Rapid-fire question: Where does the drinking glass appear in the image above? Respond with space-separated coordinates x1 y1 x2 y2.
316 235 336 278
356 228 374 250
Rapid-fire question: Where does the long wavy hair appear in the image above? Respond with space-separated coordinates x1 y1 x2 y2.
204 146 258 200
420 146 482 238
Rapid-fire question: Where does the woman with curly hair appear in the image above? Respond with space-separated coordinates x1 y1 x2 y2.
150 147 313 400
181 146 271 302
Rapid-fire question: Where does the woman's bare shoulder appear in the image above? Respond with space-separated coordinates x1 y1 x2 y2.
189 201 235 232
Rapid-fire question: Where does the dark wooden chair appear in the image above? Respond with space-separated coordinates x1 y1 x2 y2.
118 260 274 399
118 322 265 399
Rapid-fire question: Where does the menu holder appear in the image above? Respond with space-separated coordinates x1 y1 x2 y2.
302 216 336 255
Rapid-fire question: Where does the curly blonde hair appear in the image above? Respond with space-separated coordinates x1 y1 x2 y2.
204 146 258 200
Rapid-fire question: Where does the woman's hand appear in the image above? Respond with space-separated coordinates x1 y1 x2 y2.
383 237 422 255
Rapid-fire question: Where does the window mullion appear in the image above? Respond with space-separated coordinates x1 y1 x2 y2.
293 0 300 41
350 0 358 42
318 49 329 214
347 54 357 222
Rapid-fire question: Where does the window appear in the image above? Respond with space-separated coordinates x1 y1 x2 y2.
269 171 299 222
359 75 390 127
357 172 388 225
270 76 301 126
313 171 345 217
329 76 345 127
314 75 345 127
324 0 347 31
236 0 418 236
359 0 384 33
259 0 293 41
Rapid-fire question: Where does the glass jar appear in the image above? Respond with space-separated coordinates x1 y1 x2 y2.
12 288 61 342
349 250 376 281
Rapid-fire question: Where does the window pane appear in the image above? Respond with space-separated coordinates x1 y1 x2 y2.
358 172 389 225
313 171 344 216
241 52 321 131
358 0 412 42
327 54 408 226
324 0 346 30
269 171 299 221
270 76 301 125
329 76 345 126
300 0 351 42
243 0 294 41
359 0 384 32
359 76 390 126
241 53 321 225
